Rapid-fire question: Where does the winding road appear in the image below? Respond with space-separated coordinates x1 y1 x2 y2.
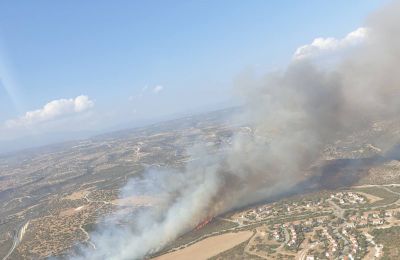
2 221 29 260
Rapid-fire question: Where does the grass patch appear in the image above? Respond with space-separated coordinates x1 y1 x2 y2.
208 237 263 260
371 226 400 259
386 186 400 194
353 187 399 207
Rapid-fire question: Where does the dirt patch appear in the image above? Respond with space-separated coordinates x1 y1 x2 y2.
64 190 88 200
154 231 253 260
356 191 382 203
59 206 85 217
112 196 160 206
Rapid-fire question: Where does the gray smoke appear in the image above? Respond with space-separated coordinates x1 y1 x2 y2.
73 2 400 259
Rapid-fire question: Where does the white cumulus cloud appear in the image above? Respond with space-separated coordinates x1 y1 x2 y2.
129 85 164 100
152 85 164 94
5 95 94 128
293 27 369 60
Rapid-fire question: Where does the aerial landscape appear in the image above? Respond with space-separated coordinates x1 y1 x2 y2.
2 111 400 259
1 1 400 260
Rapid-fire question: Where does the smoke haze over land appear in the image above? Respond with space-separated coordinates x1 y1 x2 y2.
74 2 400 259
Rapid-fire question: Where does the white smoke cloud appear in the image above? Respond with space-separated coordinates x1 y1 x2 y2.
293 27 369 60
5 95 94 128
72 2 400 260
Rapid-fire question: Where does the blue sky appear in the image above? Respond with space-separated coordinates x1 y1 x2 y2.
0 0 388 150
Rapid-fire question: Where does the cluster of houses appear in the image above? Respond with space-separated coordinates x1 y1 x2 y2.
271 223 303 248
287 224 298 247
232 190 400 259
267 209 395 258
236 205 276 223
269 217 371 258
342 229 359 254
235 199 327 224
272 226 283 241
330 192 366 206
322 228 338 257
347 211 390 228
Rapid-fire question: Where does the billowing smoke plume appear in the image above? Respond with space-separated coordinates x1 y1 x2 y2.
74 2 400 259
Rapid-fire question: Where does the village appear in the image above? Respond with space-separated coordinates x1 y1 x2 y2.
225 188 400 259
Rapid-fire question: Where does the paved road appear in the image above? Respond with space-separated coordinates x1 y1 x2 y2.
328 200 345 218
2 221 29 260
